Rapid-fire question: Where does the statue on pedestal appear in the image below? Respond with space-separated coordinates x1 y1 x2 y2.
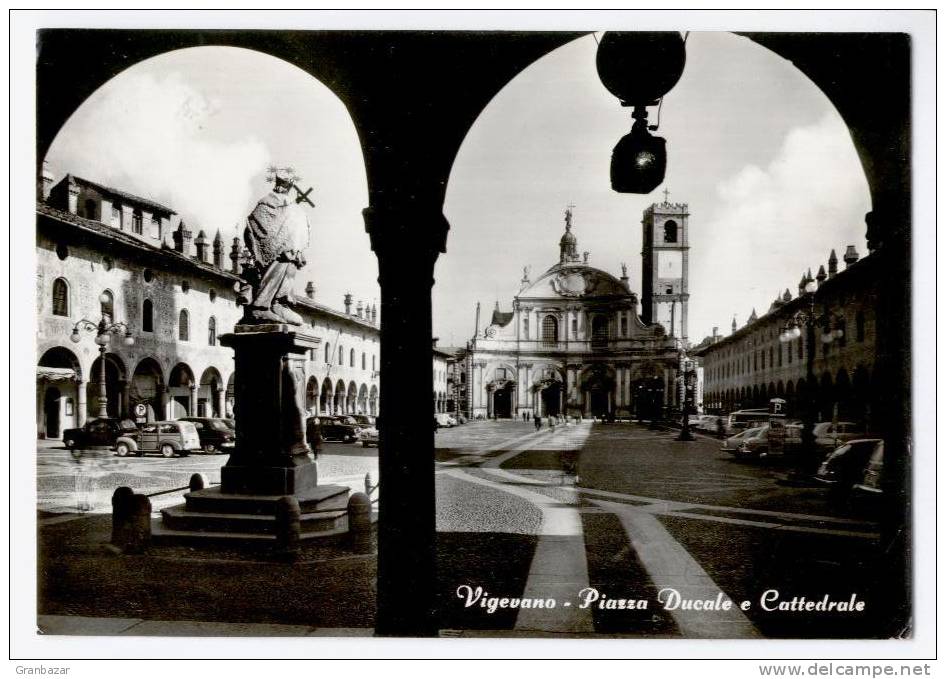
239 168 310 326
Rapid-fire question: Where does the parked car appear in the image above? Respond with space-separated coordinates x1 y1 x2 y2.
734 423 803 459
815 438 884 495
358 426 379 447
852 440 885 497
725 409 770 435
177 417 236 454
62 417 139 452
307 415 361 443
813 422 869 455
721 426 765 455
114 421 201 457
434 413 455 428
352 414 376 427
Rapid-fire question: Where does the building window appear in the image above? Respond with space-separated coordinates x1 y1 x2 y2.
591 316 609 347
663 220 678 243
787 340 792 364
112 203 121 228
103 256 113 271
179 309 189 342
151 216 161 238
350 348 355 367
856 311 865 342
100 289 114 322
753 352 757 371
325 343 331 364
209 289 217 303
132 209 143 235
143 268 154 283
837 319 847 347
338 345 344 364
142 299 154 332
208 316 217 346
83 198 97 220
56 243 69 260
495 368 507 380
523 316 529 339
620 314 628 337
372 355 376 371
769 347 773 368
571 318 577 338
52 278 69 316
181 280 190 294
542 315 558 346
798 336 804 360
361 352 366 370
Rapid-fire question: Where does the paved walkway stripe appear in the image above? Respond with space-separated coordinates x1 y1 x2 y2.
592 499 760 639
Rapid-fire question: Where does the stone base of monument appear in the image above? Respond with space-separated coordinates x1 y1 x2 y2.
154 324 366 546
153 484 353 544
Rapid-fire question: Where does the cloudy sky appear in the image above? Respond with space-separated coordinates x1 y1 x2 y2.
45 33 870 345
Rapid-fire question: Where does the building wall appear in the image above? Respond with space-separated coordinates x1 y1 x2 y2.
697 254 878 424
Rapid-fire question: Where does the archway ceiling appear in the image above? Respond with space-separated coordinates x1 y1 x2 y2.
37 30 909 235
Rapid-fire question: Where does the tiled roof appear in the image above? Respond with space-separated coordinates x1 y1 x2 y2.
291 295 379 332
69 174 176 215
37 202 241 284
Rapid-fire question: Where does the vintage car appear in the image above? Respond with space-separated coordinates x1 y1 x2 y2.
114 420 201 457
177 417 236 454
358 426 380 447
815 438 884 495
306 415 361 443
62 417 139 452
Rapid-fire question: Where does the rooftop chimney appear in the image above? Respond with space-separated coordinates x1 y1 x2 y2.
816 264 827 286
712 326 719 341
230 237 242 273
371 303 377 325
356 300 364 318
194 230 208 262
39 161 54 201
212 230 224 268
843 245 860 268
305 281 316 299
827 249 838 278
344 293 353 315
173 221 193 255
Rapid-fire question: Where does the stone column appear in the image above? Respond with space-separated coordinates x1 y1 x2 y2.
364 204 441 637
189 384 199 416
77 379 88 427
119 380 130 418
215 387 226 418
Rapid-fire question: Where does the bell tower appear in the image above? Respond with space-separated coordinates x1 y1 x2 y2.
641 190 690 340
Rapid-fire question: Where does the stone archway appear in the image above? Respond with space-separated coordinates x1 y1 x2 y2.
320 378 334 416
89 352 127 419
37 346 82 438
168 363 196 419
199 366 224 418
131 357 165 423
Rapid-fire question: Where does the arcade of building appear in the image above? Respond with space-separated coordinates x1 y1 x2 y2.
36 172 383 439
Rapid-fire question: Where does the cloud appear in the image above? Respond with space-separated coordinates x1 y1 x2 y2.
49 71 271 237
689 112 871 338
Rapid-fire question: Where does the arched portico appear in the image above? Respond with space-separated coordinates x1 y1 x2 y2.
199 366 225 418
131 357 165 423
37 346 83 438
168 362 196 419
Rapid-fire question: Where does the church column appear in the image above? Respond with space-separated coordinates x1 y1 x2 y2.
189 383 199 417
364 204 442 637
216 386 226 418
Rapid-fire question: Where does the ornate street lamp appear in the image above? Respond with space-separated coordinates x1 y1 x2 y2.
70 293 134 418
778 279 819 479
675 356 696 441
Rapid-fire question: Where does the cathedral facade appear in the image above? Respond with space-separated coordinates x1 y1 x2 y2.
465 205 683 420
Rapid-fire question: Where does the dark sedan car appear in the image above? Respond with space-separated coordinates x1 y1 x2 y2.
815 438 884 496
306 415 361 443
62 417 139 453
177 417 236 454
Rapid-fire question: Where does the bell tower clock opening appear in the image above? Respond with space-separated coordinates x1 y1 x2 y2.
641 190 690 340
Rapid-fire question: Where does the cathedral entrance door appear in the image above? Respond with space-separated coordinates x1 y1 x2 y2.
493 387 512 419
541 385 561 417
590 389 609 418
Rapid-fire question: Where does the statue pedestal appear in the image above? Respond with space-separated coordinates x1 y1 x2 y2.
219 324 321 495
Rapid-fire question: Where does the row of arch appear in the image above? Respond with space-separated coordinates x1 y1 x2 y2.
704 365 874 424
305 377 378 417
50 279 219 345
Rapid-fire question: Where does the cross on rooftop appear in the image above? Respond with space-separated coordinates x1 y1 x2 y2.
663 187 671 204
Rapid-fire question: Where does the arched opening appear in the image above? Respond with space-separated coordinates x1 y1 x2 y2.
142 298 154 333
334 379 346 415
491 383 513 419
168 363 196 419
130 357 164 422
306 376 320 415
591 316 609 348
37 346 82 438
541 315 558 346
199 367 224 418
89 353 126 419
178 309 189 342
225 373 236 419
347 381 358 415
100 289 114 322
208 316 217 346
320 378 334 416
358 384 368 415
52 278 69 317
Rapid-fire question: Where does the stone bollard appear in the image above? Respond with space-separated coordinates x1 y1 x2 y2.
274 496 301 561
347 492 372 554
123 494 152 554
189 473 207 492
110 486 135 546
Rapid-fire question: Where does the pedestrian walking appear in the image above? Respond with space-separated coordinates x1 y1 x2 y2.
533 413 541 431
548 415 556 431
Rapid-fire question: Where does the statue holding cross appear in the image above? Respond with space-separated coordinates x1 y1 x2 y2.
239 167 315 326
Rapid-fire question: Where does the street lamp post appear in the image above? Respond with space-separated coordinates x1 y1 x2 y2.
70 295 134 418
675 356 695 441
779 279 819 479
